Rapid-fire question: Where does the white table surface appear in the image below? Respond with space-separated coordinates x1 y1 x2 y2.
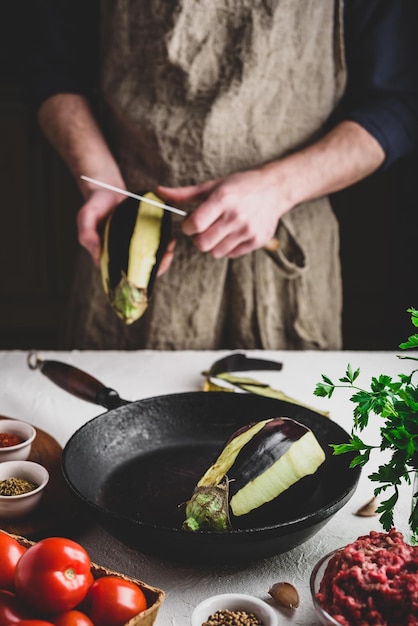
0 349 415 625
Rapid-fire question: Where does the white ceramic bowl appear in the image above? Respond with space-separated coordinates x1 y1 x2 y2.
310 550 343 626
0 419 36 462
191 593 279 626
0 460 49 519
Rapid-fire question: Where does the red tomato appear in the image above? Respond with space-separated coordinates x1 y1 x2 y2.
0 530 26 590
52 610 94 626
0 589 31 623
86 576 148 626
14 537 93 614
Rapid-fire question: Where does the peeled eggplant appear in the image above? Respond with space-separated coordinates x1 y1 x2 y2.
183 417 326 531
100 193 171 324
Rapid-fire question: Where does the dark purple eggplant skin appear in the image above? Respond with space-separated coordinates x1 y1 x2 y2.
225 417 325 528
223 422 256 446
227 417 310 496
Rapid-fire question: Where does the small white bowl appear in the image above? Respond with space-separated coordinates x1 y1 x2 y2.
191 593 279 626
0 460 49 519
0 419 36 462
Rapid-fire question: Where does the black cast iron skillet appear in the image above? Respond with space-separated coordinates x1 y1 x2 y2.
28 354 361 565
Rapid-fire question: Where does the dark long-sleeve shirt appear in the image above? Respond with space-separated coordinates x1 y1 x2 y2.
27 0 418 170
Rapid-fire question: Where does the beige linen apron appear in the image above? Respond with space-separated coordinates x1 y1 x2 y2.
66 0 347 350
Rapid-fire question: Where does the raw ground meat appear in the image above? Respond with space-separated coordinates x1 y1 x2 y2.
316 528 418 625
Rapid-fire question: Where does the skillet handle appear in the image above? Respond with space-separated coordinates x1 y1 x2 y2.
27 351 129 410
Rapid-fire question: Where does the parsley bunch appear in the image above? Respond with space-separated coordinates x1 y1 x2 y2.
314 308 418 534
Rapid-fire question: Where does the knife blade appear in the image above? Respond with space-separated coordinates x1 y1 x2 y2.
80 175 187 216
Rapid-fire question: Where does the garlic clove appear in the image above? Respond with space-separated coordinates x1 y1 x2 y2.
268 581 300 609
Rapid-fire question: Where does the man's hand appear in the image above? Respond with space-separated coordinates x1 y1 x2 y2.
158 166 288 259
77 189 122 266
158 120 385 260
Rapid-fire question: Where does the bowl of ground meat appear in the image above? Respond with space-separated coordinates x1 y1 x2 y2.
310 528 418 626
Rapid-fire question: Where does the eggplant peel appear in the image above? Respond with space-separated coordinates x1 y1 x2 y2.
100 192 171 324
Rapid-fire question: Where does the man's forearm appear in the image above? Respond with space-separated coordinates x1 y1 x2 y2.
262 120 386 210
37 93 125 198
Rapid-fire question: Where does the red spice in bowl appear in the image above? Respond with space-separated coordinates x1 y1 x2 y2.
312 529 418 626
0 420 36 462
0 433 23 448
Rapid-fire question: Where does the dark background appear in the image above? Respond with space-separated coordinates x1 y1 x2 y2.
1 7 416 351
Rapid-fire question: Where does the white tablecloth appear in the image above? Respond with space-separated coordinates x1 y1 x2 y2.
0 349 415 625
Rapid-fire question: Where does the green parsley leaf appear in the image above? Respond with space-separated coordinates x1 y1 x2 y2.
315 308 418 535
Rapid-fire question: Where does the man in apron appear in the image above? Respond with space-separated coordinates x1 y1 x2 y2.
30 0 418 350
